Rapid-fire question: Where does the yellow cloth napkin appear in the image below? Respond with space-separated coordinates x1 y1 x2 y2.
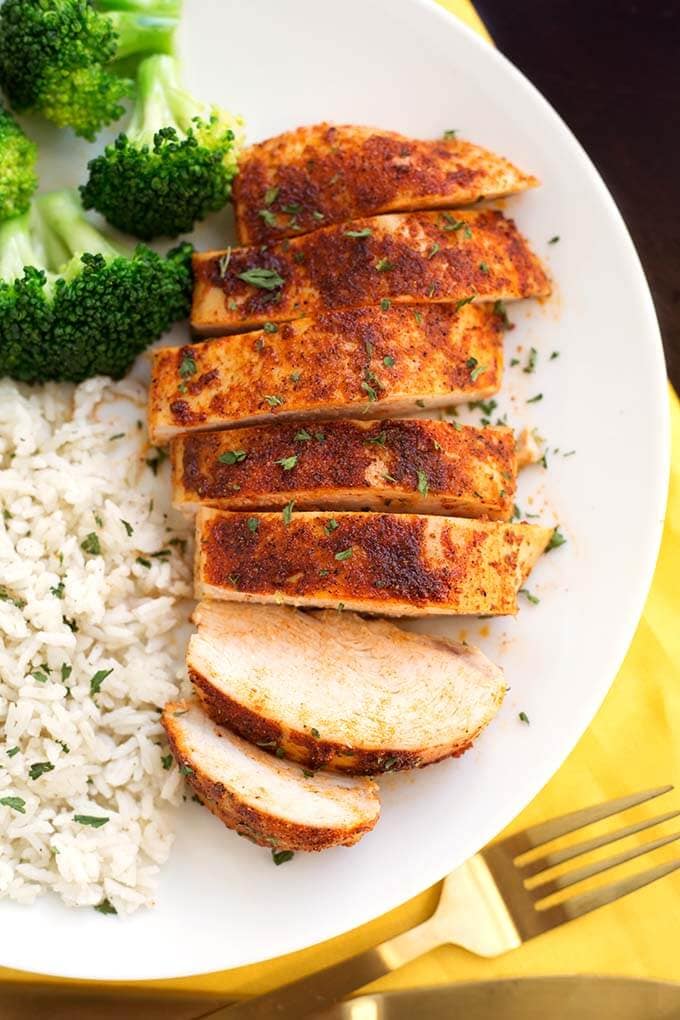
2 0 678 1000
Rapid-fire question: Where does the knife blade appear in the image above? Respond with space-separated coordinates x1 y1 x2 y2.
315 976 680 1020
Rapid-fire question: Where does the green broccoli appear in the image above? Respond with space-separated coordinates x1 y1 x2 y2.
0 189 192 382
80 54 244 239
0 0 180 141
0 106 38 221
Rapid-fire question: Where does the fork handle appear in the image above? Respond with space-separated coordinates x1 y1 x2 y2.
201 916 443 1020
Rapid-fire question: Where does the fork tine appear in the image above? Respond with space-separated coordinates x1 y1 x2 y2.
529 830 680 897
519 809 680 877
537 857 680 927
501 785 673 856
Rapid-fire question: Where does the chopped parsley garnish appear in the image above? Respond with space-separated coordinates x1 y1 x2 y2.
383 473 398 483
90 668 113 697
375 258 394 272
479 261 489 274
282 500 295 525
74 814 109 828
550 350 560 360
526 393 543 404
414 310 423 325
443 129 458 139
366 431 387 446
290 371 301 382
281 202 301 215
121 520 133 537
56 740 70 754
80 532 101 556
218 449 247 465
50 581 65 599
6 747 19 757
520 588 540 605
361 380 378 402
523 347 538 374
29 761 54 780
548 235 560 244
415 399 426 408
227 574 240 588
161 754 173 770
276 455 298 471
0 796 26 813
264 186 279 206
546 526 567 551
466 357 487 382
324 519 339 534
30 669 49 684
417 470 429 497
136 557 151 568
314 432 326 442
380 297 391 311
493 299 511 329
468 398 498 416
510 358 520 367
310 728 320 738
382 756 398 771
94 898 117 915
263 322 278 333
440 211 465 231
518 711 530 724
302 769 315 779
258 207 277 227
294 429 312 442
145 448 168 476
272 849 294 866
217 248 232 277
247 517 260 533
335 548 353 561
312 210 325 221
344 228 372 238
179 354 197 378
383 355 397 369
427 243 440 260
109 432 125 441
237 267 284 291
179 764 194 777
264 394 284 407
455 295 476 313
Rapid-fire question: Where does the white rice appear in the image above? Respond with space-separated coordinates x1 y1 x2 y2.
0 376 193 915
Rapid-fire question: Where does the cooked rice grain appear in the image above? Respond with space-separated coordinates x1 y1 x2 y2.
0 377 192 914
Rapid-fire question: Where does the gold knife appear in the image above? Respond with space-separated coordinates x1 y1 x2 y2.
2 976 679 1020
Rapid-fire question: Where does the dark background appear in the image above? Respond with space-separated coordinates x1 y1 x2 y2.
477 0 680 388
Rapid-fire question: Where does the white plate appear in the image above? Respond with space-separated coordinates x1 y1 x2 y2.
3 0 668 981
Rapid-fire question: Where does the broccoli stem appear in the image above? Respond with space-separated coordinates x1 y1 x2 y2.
128 54 205 146
36 191 123 270
107 11 177 60
96 0 182 15
0 213 44 284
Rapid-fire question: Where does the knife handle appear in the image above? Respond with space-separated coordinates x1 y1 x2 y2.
200 917 444 1020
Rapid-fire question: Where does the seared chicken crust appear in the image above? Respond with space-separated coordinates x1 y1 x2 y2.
172 419 516 520
188 601 507 774
191 209 550 335
234 123 539 244
162 700 380 852
149 304 503 445
195 509 552 616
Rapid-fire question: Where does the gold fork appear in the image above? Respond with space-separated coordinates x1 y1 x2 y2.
201 785 679 1020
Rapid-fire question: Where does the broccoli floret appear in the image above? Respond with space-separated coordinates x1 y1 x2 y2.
0 189 192 382
80 54 244 239
0 106 38 220
0 0 180 141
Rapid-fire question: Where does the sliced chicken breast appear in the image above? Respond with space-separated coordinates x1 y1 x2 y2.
188 601 507 774
148 304 503 445
234 122 539 244
195 509 553 616
172 419 516 520
162 700 380 852
191 209 550 335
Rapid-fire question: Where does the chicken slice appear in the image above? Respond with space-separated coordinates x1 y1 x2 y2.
188 601 507 774
148 304 503 445
162 700 380 852
191 209 550 335
195 509 553 616
233 123 539 244
172 419 516 520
